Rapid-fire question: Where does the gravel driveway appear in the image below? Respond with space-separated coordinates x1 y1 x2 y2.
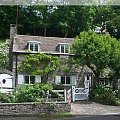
71 102 120 115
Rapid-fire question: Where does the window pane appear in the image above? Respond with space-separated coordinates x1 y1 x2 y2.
30 76 35 84
24 76 29 84
35 44 38 51
61 76 65 84
30 44 34 51
61 45 64 53
66 76 70 84
87 75 89 80
65 45 69 53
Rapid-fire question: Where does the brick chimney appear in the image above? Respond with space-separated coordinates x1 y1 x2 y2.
9 24 17 71
10 24 17 39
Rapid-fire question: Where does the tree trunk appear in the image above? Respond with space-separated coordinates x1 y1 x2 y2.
44 26 47 37
33 27 36 35
64 29 68 38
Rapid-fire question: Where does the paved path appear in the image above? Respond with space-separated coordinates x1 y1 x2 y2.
71 102 120 115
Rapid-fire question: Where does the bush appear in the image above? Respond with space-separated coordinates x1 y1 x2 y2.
52 84 64 90
89 85 118 105
0 93 15 103
0 83 65 103
14 83 53 103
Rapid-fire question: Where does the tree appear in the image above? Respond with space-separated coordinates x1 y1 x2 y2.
18 53 60 83
72 31 119 85
0 41 9 69
108 38 120 78
50 6 95 38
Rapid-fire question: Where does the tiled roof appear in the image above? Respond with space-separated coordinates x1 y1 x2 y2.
0 69 14 75
13 35 74 54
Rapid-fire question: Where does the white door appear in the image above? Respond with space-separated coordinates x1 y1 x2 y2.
0 74 13 93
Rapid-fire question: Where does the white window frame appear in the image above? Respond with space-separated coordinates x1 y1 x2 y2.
61 76 71 86
59 43 70 53
28 41 41 52
24 75 35 84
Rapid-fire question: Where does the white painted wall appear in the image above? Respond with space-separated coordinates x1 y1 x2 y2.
0 74 13 93
35 75 41 83
71 75 77 86
55 75 61 84
18 74 24 85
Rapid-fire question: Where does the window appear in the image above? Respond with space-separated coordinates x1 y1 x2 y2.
28 41 40 52
24 75 35 84
61 76 71 85
59 44 70 53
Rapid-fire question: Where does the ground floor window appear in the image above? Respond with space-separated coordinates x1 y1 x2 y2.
24 75 35 84
61 76 71 85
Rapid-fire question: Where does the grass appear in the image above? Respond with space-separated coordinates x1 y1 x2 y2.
40 112 73 119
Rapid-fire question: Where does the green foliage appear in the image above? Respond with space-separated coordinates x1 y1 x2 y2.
52 84 64 90
0 93 15 103
72 31 120 82
60 65 70 73
14 83 53 103
50 91 63 99
1 6 120 39
0 83 65 103
0 41 9 69
90 85 119 105
18 53 60 83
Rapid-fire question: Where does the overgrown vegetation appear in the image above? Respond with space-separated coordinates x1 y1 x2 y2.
72 31 120 86
14 83 53 103
18 53 60 83
0 83 64 103
0 40 9 69
0 93 15 103
89 85 120 106
52 83 64 90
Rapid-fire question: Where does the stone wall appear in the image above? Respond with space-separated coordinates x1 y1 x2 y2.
0 102 70 116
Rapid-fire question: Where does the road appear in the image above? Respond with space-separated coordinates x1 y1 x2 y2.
0 115 120 120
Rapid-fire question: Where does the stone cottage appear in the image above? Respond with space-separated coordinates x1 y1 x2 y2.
9 24 93 91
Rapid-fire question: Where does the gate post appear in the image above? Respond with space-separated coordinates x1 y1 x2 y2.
72 86 75 102
64 89 67 102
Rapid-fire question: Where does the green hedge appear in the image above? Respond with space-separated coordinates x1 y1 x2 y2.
89 85 119 105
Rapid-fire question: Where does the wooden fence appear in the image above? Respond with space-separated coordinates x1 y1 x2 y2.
52 89 71 103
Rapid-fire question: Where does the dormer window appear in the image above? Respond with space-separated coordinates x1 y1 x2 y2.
59 43 70 53
28 41 41 52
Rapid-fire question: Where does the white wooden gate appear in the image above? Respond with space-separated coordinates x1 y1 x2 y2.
72 77 90 102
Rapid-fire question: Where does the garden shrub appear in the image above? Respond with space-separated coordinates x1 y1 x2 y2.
89 85 118 105
0 93 15 103
52 83 64 90
14 83 53 103
0 83 65 103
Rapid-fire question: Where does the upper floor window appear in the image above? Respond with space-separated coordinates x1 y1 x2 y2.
24 75 35 84
59 43 70 53
28 41 41 52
